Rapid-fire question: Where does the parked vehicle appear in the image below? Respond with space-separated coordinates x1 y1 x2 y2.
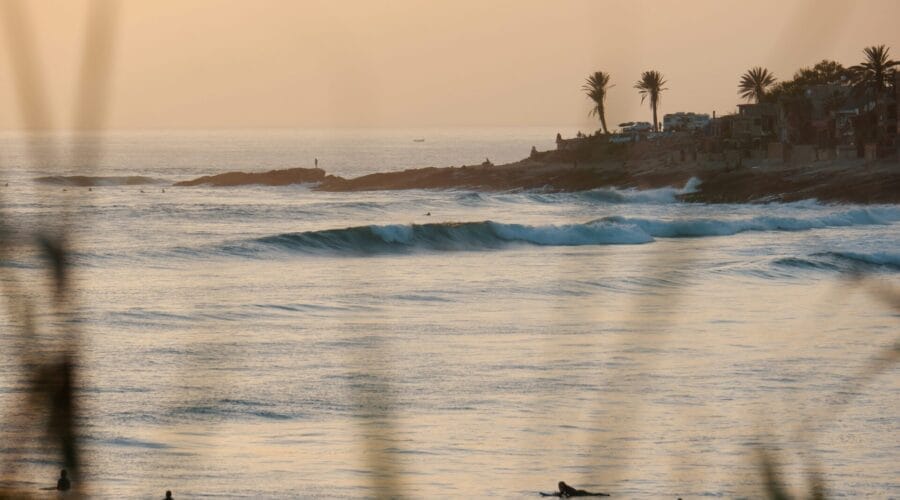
618 121 653 133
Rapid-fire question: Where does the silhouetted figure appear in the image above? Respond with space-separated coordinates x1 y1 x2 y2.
56 469 71 491
540 481 609 497
88 187 92 191
162 188 166 193
314 157 318 168
164 490 174 499
425 212 431 216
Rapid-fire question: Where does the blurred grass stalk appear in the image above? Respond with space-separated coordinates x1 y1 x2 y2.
0 0 117 496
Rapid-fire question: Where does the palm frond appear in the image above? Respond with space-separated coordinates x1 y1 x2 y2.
738 67 777 103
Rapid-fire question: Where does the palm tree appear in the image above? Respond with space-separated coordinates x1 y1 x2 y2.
738 67 777 103
850 44 898 95
850 45 898 147
582 71 614 134
634 70 667 132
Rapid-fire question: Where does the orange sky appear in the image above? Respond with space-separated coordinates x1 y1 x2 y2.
1 0 898 130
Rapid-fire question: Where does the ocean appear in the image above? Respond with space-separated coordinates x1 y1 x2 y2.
0 128 898 498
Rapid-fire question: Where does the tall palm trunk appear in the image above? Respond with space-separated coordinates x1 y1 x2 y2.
599 106 609 134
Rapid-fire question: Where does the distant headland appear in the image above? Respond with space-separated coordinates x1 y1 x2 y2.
173 43 898 203
169 145 898 204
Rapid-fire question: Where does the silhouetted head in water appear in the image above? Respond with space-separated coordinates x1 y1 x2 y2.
57 469 71 491
559 482 576 495
548 481 609 497
164 490 173 499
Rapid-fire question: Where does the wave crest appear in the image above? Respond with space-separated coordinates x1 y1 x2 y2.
235 207 898 256
580 177 702 204
601 207 897 238
247 220 653 255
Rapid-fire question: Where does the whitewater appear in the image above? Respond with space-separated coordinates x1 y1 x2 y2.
0 129 897 498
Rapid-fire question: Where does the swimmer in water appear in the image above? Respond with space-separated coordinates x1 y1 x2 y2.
425 212 431 216
56 469 71 491
540 481 609 497
164 490 174 499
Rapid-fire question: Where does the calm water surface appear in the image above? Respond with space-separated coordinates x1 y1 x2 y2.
0 129 897 498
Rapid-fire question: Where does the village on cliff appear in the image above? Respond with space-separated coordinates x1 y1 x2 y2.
557 45 900 166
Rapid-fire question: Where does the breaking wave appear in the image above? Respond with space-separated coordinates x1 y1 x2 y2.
579 176 702 204
243 220 653 255
235 207 898 256
522 177 701 205
603 207 897 238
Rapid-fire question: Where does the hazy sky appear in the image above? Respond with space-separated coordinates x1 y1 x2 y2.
1 0 898 130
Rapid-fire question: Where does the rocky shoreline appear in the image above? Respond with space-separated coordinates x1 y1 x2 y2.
172 153 900 204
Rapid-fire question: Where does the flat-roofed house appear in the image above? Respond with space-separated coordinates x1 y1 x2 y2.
732 103 779 146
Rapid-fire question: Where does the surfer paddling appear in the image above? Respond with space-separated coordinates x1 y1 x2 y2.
540 481 609 497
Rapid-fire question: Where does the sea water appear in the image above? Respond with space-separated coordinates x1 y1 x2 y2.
0 129 897 498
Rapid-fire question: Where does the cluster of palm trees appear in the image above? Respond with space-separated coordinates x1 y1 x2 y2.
737 45 898 104
737 45 897 146
583 45 897 138
582 70 667 134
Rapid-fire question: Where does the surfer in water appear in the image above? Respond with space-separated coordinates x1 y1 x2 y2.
56 469 71 491
540 481 609 497
164 490 174 499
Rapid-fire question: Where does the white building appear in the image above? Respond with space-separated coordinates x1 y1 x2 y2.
662 112 710 132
